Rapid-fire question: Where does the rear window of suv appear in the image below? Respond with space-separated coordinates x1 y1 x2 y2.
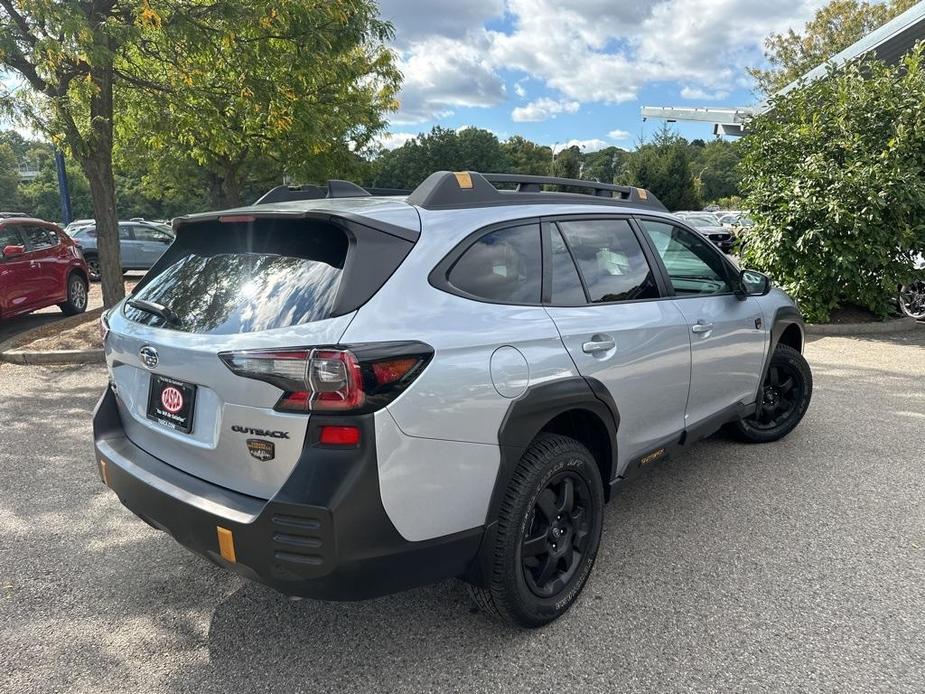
123 219 349 334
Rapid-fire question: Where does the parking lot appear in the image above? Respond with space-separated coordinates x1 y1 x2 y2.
0 329 922 693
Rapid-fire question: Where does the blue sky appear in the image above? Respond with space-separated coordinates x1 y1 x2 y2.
375 0 831 150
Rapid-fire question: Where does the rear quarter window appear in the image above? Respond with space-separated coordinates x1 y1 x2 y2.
444 224 542 304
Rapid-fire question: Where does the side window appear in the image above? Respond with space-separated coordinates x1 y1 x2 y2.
119 225 133 241
640 220 732 296
134 225 172 243
557 219 660 303
549 226 587 305
0 225 24 250
447 224 541 304
21 225 59 251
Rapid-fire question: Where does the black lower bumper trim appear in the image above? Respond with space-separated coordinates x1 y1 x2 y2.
93 386 483 601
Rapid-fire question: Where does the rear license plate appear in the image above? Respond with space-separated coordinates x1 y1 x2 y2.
147 375 197 433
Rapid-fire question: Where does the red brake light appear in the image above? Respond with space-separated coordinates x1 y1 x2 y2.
318 425 361 446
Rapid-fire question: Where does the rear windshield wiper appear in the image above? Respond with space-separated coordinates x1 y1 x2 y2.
128 298 181 326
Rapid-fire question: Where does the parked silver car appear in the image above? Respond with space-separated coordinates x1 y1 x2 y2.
71 221 174 280
93 172 811 627
673 211 735 253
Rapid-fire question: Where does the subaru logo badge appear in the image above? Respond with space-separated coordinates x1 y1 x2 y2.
139 345 159 370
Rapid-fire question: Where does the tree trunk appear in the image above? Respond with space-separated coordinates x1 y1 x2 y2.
80 55 123 308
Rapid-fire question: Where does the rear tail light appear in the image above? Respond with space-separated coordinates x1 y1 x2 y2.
219 342 433 414
318 425 361 446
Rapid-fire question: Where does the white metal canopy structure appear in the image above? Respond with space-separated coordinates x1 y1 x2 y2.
641 1 925 136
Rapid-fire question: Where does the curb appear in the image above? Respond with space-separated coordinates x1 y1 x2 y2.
805 317 922 336
0 348 104 366
0 307 105 366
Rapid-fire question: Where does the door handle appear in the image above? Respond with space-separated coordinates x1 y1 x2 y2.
691 321 714 334
582 336 616 354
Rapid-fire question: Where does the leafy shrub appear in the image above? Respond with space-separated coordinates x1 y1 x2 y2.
738 45 925 322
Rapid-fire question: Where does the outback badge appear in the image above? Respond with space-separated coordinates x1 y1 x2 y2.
246 439 275 462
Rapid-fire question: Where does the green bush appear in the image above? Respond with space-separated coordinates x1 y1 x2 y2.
738 45 925 322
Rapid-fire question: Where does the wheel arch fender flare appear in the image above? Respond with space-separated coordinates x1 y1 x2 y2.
489 376 619 522
758 305 805 392
463 377 619 588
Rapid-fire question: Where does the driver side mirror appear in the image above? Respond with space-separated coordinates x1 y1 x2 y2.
2 244 25 259
737 269 771 298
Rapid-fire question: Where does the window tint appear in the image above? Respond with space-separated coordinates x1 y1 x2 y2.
557 219 659 303
549 226 587 305
0 225 23 250
21 225 59 251
640 220 732 296
134 225 172 243
447 224 541 304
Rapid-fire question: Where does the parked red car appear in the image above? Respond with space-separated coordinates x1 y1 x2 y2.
0 215 90 320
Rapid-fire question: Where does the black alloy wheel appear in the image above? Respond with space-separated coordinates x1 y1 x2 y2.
521 472 595 598
730 343 812 443
468 433 604 628
898 281 925 320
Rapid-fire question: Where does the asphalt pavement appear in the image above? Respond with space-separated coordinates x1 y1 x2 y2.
0 329 923 693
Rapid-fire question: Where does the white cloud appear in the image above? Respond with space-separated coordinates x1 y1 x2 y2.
377 0 504 47
608 129 631 141
511 98 579 122
553 139 610 154
391 35 506 125
680 86 731 100
375 132 417 150
381 0 828 125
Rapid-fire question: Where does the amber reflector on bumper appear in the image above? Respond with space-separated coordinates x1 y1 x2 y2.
216 526 237 563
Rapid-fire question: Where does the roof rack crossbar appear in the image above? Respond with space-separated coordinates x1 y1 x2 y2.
483 173 634 200
255 181 412 205
406 171 667 212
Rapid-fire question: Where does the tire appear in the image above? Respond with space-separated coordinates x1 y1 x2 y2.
468 433 604 628
730 344 812 443
84 254 100 282
898 281 925 320
58 272 89 316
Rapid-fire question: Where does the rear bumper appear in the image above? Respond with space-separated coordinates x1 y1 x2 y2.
93 386 482 601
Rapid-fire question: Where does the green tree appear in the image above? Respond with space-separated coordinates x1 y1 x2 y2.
689 139 742 202
17 159 93 221
501 136 552 176
621 126 701 211
0 142 19 208
372 126 507 189
738 47 925 322
749 0 918 94
552 145 581 181
581 146 626 184
118 0 400 209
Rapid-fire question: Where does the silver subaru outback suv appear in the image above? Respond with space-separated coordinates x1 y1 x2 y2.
93 171 812 627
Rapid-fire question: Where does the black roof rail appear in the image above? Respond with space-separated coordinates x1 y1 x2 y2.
255 181 412 205
406 171 667 211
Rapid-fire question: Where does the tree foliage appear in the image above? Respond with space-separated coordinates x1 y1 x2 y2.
0 142 18 207
738 47 925 322
619 126 701 211
118 0 400 208
371 126 508 189
749 0 918 94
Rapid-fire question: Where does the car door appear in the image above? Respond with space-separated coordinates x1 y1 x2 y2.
132 224 173 267
0 224 38 314
19 223 62 301
543 217 692 473
637 218 767 430
119 223 142 268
